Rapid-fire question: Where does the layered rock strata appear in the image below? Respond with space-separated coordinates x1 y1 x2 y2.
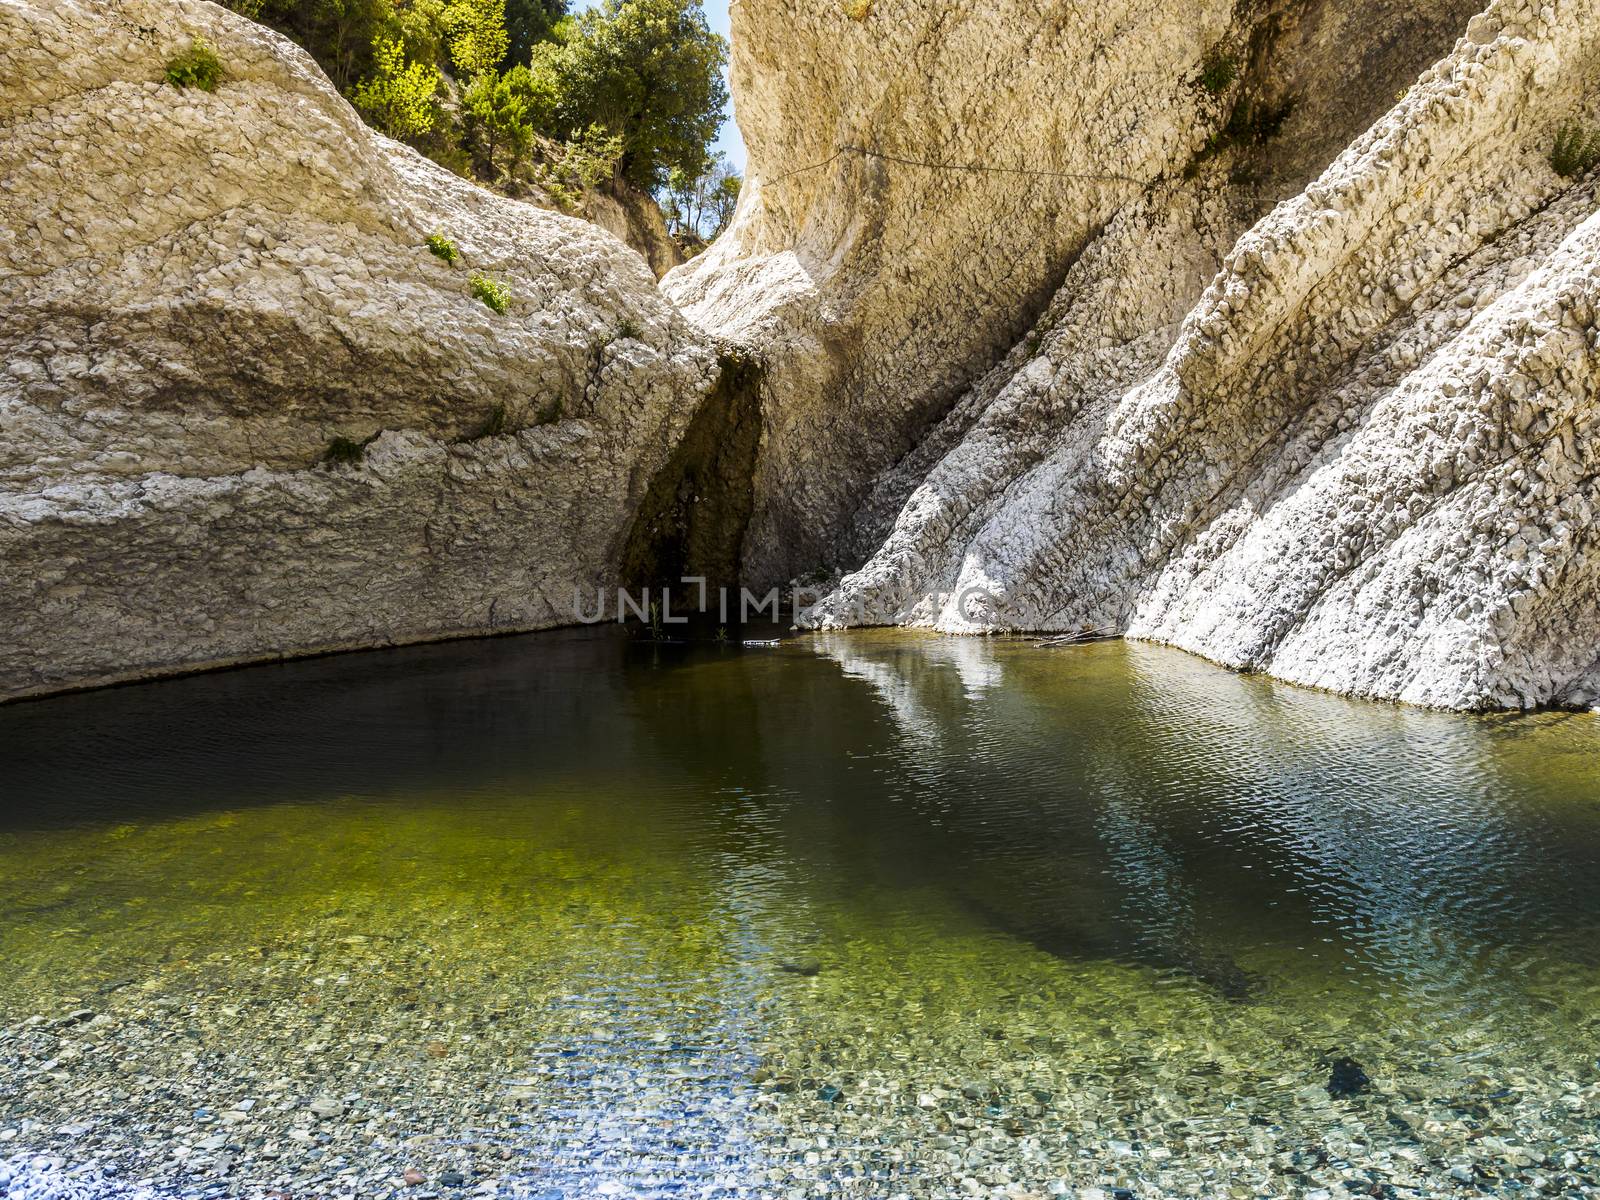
0 0 718 700
702 0 1600 710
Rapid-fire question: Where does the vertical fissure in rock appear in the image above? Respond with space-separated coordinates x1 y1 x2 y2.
619 349 765 606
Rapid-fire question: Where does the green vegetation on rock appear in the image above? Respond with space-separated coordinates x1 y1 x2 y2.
1551 121 1600 179
1198 48 1237 95
323 435 368 465
164 39 224 91
470 273 512 313
426 232 461 264
468 402 509 439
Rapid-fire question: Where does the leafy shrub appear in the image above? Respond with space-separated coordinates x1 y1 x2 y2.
470 274 512 313
165 39 223 91
1551 122 1600 179
559 123 625 189
530 125 626 210
842 0 871 19
537 171 584 212
614 316 643 341
534 397 564 425
426 233 460 264
1198 49 1237 95
352 36 443 141
324 436 367 466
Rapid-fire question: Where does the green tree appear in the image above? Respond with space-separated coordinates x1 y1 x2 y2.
558 123 624 187
527 0 727 191
351 35 442 140
227 0 396 91
502 0 567 69
462 64 553 176
707 164 741 235
663 153 740 245
443 0 509 78
386 0 451 74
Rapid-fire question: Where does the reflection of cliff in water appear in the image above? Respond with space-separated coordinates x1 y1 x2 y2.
6 627 1599 1014
807 635 1600 1006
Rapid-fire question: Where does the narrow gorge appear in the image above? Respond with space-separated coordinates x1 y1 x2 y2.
8 5 1600 1197
4 0 1599 710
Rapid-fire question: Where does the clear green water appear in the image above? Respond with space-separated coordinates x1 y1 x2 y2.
2 630 1599 1196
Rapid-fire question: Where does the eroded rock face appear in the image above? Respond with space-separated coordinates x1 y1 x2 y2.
0 0 717 701
5 0 1599 713
801 0 1600 710
584 179 685 280
665 0 1484 587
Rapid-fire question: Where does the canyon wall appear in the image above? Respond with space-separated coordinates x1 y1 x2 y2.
0 0 718 701
670 0 1600 710
4 0 1599 710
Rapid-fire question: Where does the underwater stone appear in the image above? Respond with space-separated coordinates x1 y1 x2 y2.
1327 1057 1372 1098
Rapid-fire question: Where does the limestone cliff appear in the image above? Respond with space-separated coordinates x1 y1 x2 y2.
0 0 717 701
583 178 685 280
670 0 1600 711
4 0 1600 712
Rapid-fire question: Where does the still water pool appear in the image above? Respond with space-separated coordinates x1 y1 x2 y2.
1 630 1599 1199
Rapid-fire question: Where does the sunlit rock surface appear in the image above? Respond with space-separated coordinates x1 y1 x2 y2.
0 0 717 701
4 0 1600 712
747 0 1600 710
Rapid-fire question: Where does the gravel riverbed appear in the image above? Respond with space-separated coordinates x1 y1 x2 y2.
3 897 1599 1200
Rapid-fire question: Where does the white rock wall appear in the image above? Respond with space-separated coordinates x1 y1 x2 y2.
0 0 717 701
810 0 1600 710
665 0 1239 585
667 0 1485 589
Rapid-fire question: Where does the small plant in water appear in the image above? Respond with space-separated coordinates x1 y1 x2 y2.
164 39 223 92
470 274 511 314
1198 49 1237 95
1551 122 1600 179
426 233 459 265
